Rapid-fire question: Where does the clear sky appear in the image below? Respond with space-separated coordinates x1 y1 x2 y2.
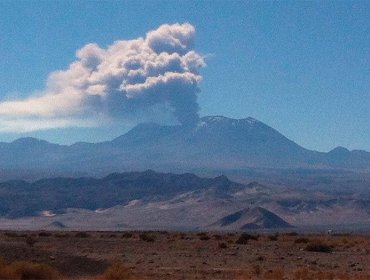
0 1 369 152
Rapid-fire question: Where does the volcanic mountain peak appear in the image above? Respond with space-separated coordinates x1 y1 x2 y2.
197 115 260 128
201 115 257 122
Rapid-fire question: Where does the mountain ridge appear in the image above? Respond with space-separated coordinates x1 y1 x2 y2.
2 116 368 153
0 115 369 178
0 170 244 218
0 170 369 230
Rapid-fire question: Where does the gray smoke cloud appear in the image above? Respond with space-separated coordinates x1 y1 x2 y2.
0 23 205 132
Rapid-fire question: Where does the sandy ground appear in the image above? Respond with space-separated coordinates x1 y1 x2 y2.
0 230 369 279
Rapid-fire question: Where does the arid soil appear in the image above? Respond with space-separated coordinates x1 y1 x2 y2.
0 230 370 279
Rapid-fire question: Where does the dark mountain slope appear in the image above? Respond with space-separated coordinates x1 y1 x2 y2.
0 170 242 218
211 207 292 230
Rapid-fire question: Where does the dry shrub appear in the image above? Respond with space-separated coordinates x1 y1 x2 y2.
218 242 227 249
268 233 278 241
38 231 52 237
179 233 186 239
252 264 261 276
100 263 133 280
213 234 222 240
285 231 299 236
341 237 349 244
295 237 309 244
199 235 210 241
121 233 133 239
139 233 155 242
236 233 258 244
25 236 37 247
4 232 18 238
237 265 261 279
75 232 90 238
197 232 210 241
305 242 333 253
11 261 58 280
0 259 59 280
54 233 69 238
237 265 262 279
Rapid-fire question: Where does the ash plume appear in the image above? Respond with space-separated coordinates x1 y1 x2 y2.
0 23 205 132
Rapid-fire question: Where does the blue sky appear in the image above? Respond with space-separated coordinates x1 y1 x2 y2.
0 1 369 152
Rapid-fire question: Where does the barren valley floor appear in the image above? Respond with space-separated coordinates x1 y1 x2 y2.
0 230 370 279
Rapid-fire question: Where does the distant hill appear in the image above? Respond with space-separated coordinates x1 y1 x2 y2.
0 116 369 180
210 207 292 230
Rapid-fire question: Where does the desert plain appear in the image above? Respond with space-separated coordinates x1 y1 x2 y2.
0 230 369 279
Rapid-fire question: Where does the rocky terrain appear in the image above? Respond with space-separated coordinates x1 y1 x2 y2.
0 230 369 279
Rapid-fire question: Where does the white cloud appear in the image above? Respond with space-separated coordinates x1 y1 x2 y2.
0 118 97 133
